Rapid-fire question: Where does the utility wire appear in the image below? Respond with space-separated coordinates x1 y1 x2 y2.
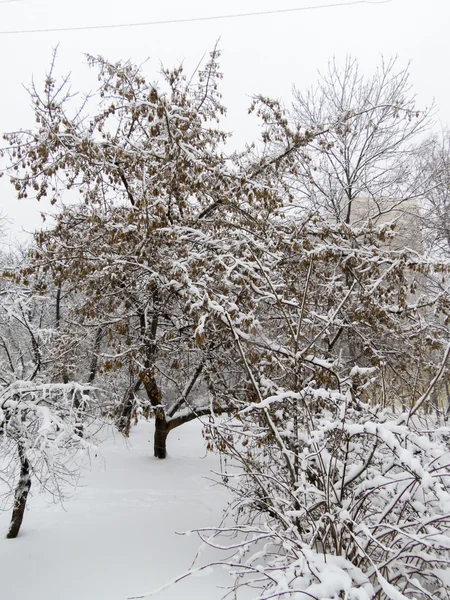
0 0 393 35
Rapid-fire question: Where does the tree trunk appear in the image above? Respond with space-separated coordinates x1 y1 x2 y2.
117 379 142 437
154 407 212 459
445 382 450 422
431 386 439 418
7 444 31 539
154 417 169 459
117 391 135 436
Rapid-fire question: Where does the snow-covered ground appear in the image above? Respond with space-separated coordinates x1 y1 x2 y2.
0 420 236 600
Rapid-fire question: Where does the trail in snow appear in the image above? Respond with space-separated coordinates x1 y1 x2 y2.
0 420 237 600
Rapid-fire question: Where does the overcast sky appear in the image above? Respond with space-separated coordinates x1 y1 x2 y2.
1 0 449 241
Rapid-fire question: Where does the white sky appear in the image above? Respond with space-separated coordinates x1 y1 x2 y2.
1 0 449 242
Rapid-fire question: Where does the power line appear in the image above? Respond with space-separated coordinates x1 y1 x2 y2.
0 0 393 35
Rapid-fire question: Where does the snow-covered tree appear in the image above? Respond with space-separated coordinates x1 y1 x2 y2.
1 48 248 458
289 57 432 225
168 90 450 598
418 129 450 258
0 267 96 538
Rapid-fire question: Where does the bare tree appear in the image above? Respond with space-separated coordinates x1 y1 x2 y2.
290 57 432 226
0 269 96 538
418 129 450 258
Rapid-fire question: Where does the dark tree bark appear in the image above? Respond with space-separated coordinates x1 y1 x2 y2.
55 282 70 385
117 379 142 436
154 417 169 459
7 443 31 539
117 392 134 435
142 375 167 458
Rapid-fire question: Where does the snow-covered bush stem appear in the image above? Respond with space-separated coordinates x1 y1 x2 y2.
6 441 30 539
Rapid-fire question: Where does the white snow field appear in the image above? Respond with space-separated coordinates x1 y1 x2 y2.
0 420 237 600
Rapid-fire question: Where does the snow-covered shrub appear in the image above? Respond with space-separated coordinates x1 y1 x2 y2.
203 383 450 599
184 176 450 598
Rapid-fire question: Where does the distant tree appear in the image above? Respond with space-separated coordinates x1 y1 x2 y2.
418 129 450 258
286 57 432 225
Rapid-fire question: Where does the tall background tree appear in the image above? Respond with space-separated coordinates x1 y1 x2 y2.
286 57 432 227
418 129 450 258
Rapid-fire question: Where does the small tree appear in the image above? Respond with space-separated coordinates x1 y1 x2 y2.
0 270 96 538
